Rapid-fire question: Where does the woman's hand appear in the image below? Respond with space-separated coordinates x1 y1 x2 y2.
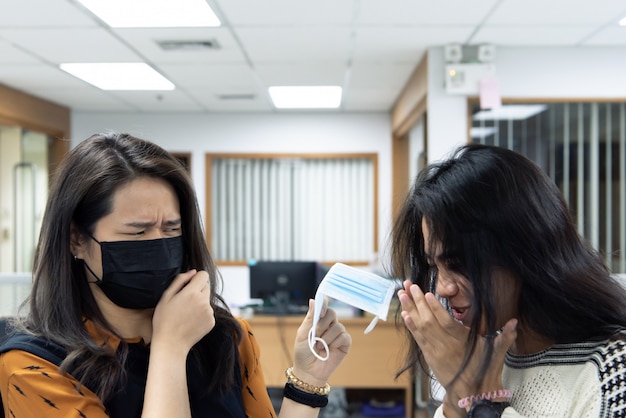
397 280 517 416
291 299 352 387
143 270 213 418
151 269 215 354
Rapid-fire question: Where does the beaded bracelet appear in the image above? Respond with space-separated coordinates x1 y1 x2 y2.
458 389 513 408
285 366 331 396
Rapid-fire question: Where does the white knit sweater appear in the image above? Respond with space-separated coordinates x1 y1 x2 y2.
434 333 626 417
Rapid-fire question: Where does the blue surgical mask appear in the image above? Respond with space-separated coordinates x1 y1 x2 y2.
83 235 184 309
308 263 399 360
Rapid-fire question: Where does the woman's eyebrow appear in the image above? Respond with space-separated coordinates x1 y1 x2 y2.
124 221 156 228
123 218 182 228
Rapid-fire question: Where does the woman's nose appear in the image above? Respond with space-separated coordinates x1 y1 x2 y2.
145 230 166 240
435 272 459 298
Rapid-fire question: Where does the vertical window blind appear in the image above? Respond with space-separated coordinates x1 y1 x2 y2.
470 101 626 274
207 155 377 263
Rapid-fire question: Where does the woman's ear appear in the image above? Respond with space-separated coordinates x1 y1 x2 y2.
70 222 86 259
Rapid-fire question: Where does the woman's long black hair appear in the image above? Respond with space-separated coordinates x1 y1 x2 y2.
19 132 242 400
390 143 626 385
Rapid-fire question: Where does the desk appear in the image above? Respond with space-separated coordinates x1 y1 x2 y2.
248 316 413 418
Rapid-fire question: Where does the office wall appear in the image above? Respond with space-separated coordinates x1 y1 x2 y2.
72 112 392 305
426 46 626 163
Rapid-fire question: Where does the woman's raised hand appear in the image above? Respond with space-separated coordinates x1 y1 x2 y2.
291 299 352 388
152 269 215 353
397 280 517 415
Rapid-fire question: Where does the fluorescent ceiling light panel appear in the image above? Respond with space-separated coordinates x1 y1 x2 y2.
472 104 548 121
470 127 498 138
76 0 220 28
60 63 175 90
269 86 342 109
620 16 626 26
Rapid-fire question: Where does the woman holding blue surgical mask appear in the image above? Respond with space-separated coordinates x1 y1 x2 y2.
390 144 626 418
0 132 351 418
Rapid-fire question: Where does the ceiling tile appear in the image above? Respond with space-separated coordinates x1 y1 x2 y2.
234 27 352 62
114 27 247 64
583 26 626 45
352 27 472 63
19 86 137 111
216 0 354 25
471 25 599 45
348 62 417 89
158 63 259 89
190 86 273 111
0 28 141 63
358 0 500 25
487 0 626 24
343 87 400 111
254 63 346 85
0 0 96 27
0 39 40 64
0 63 91 89
106 89 207 112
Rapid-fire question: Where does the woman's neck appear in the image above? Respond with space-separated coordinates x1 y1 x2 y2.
109 309 154 342
510 323 553 354
91 285 154 342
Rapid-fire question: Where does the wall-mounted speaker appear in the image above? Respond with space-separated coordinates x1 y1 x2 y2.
444 44 463 63
478 44 495 63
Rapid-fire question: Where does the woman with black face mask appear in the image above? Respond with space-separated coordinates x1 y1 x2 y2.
0 132 351 418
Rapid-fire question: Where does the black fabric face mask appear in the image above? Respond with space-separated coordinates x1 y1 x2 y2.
84 235 184 309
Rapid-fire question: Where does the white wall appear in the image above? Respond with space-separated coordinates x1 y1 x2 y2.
426 45 626 162
72 112 392 306
427 47 470 164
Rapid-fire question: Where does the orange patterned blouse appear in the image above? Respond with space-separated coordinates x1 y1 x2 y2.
0 317 276 418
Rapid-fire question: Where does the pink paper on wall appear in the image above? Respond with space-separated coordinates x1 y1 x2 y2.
479 77 501 110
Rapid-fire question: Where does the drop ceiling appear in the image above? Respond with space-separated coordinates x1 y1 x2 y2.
1 0 625 113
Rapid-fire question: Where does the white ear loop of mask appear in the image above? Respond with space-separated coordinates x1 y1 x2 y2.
308 263 397 361
308 293 330 361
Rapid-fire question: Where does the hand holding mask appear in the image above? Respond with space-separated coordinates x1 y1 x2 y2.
309 263 398 361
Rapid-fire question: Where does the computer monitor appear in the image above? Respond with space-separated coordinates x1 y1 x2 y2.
249 260 320 315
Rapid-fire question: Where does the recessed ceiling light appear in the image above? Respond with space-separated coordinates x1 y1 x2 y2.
76 0 220 28
619 16 626 26
472 104 547 121
470 127 498 138
60 63 175 91
268 86 342 109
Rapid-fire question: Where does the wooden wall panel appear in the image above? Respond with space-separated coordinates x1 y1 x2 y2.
0 83 71 172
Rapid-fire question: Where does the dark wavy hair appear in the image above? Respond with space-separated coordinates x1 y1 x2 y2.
18 132 241 400
390 143 626 386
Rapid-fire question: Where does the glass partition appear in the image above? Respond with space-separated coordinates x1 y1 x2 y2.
469 101 626 274
0 124 49 273
0 124 50 315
